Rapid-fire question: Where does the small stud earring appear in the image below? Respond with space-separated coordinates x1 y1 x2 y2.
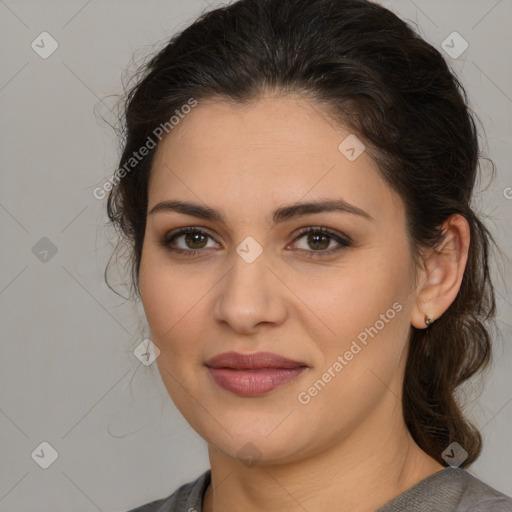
424 313 434 326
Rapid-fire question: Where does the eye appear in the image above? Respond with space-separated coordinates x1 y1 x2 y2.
161 227 219 254
160 226 352 258
289 226 352 258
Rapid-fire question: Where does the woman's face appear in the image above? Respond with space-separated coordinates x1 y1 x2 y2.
139 94 420 464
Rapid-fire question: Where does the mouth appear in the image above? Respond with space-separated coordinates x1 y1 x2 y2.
205 351 308 396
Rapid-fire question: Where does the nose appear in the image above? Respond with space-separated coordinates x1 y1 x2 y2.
212 249 288 335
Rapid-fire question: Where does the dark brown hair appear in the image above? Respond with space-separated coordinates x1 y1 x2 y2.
106 0 498 467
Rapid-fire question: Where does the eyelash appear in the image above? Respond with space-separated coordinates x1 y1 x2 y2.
160 226 352 259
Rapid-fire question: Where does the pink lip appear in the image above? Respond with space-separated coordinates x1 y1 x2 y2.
205 351 308 396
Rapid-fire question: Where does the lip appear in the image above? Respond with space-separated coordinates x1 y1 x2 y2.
205 351 306 370
205 351 308 396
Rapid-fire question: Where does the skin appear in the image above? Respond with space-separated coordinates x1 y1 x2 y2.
138 93 470 512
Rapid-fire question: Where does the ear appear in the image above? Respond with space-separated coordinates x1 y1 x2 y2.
410 214 470 329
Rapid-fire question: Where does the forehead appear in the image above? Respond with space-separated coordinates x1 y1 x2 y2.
148 94 403 225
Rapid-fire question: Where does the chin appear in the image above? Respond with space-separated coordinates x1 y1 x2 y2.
196 413 315 465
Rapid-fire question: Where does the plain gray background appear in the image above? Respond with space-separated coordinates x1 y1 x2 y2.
0 1 511 511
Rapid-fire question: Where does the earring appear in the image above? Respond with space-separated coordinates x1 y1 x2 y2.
424 313 434 326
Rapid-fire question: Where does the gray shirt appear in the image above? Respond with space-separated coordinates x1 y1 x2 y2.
127 466 512 512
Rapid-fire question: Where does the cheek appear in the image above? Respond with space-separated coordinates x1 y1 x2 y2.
139 250 187 345
138 250 211 364
305 254 413 406
139 275 217 442
307 255 406 343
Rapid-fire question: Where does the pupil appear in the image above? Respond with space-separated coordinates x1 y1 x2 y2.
186 232 207 249
309 233 329 250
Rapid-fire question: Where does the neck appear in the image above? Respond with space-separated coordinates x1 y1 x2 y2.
202 393 444 512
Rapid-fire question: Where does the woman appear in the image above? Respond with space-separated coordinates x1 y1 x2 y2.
106 0 512 510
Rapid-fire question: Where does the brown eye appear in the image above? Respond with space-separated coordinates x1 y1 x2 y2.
162 228 219 253
290 227 352 258
182 231 208 249
305 232 331 251
161 226 351 259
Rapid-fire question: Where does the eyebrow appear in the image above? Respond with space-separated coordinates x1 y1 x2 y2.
148 198 373 225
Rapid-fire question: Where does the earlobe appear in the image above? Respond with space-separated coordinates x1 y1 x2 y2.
410 214 471 330
424 313 434 327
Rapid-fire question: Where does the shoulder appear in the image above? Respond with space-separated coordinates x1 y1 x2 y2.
457 468 512 512
378 466 512 512
125 470 211 512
